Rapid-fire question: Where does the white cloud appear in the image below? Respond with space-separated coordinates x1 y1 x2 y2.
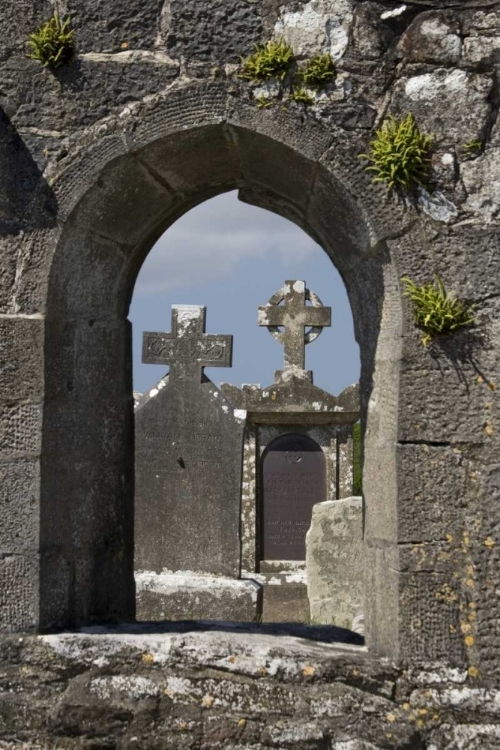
133 191 319 295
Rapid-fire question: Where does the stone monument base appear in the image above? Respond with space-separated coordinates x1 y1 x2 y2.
135 572 262 622
251 562 310 624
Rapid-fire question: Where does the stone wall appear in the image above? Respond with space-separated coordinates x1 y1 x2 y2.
0 627 499 749
1 0 499 712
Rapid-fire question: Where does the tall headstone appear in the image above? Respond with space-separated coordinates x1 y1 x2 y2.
223 281 361 624
135 305 246 580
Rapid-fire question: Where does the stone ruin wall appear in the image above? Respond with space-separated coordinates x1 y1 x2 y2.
1 0 500 747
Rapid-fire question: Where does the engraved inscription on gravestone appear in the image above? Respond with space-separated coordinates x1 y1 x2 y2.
261 434 326 561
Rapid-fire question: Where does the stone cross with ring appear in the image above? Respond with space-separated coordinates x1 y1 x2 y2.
258 280 331 378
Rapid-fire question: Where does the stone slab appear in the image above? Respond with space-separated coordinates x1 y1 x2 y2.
135 573 262 622
306 497 364 629
261 583 310 624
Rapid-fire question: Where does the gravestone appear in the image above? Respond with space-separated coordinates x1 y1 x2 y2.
258 279 331 380
262 433 326 561
222 281 360 624
135 305 259 621
306 497 364 630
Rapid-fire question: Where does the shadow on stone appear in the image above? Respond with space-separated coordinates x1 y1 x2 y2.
0 108 57 234
87 620 365 646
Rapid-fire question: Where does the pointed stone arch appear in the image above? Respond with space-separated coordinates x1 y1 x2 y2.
4 83 420 660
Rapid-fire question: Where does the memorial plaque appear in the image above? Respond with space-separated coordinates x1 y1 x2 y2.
135 305 245 579
261 434 326 561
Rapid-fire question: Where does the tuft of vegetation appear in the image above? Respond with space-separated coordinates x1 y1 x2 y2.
255 94 274 109
402 275 475 347
353 422 363 496
300 53 335 88
239 39 294 82
360 112 433 190
290 87 314 105
27 13 74 68
461 139 483 157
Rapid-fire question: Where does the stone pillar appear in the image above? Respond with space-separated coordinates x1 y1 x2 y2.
0 316 44 631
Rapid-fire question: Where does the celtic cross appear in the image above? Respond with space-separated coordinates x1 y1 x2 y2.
142 305 233 382
258 280 331 377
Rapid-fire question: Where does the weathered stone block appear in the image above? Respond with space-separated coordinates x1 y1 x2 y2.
66 0 163 53
398 365 496 444
230 125 317 215
272 0 354 61
0 237 17 313
136 124 240 194
0 402 42 457
261 582 310 624
125 82 229 152
0 459 39 553
399 566 465 664
4 57 179 134
135 573 261 622
71 155 172 247
0 317 44 402
47 231 126 319
44 320 131 404
397 11 462 65
0 0 52 58
306 497 364 629
1 229 57 317
164 0 262 63
390 69 492 144
397 444 480 544
0 554 39 632
364 543 399 657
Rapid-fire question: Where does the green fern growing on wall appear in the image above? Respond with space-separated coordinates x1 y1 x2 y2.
402 275 475 347
290 87 314 105
360 113 433 190
27 13 74 69
300 53 335 88
239 39 294 82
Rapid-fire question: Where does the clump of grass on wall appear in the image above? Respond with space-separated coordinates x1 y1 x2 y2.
300 53 335 88
360 112 433 190
290 87 314 105
27 13 74 68
239 39 294 82
402 275 475 347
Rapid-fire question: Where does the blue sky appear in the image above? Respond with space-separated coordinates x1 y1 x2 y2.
130 191 360 396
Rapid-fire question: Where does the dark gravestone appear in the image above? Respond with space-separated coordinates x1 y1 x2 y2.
135 305 246 578
261 434 326 561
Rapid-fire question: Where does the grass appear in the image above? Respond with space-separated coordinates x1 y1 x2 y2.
26 13 74 68
402 275 475 346
290 87 314 105
239 39 294 82
360 112 433 190
461 139 483 157
300 53 335 88
254 94 274 109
